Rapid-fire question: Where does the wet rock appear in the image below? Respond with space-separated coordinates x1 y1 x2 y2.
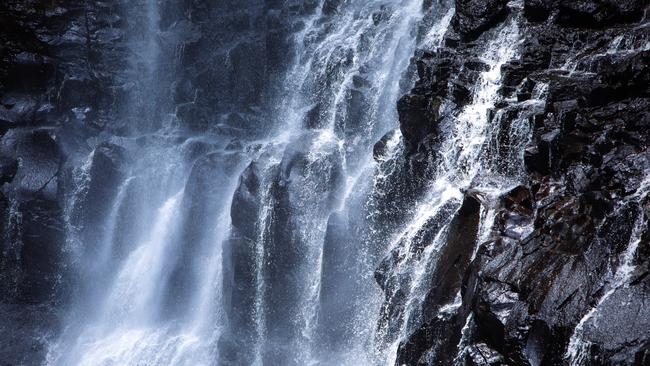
397 93 439 153
452 0 509 41
425 194 481 306
0 303 56 366
578 276 650 363
558 0 646 27
2 129 60 199
0 95 47 129
163 151 245 317
57 77 98 113
390 1 650 363
322 0 343 15
395 194 481 365
523 0 554 22
0 128 65 304
65 142 127 261
525 0 646 26
317 211 356 350
373 130 397 162
336 87 370 139
220 160 265 366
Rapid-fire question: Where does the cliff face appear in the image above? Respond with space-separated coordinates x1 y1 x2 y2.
1 0 648 365
391 0 650 364
0 2 126 362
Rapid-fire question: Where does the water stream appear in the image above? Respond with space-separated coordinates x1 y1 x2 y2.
46 1 539 365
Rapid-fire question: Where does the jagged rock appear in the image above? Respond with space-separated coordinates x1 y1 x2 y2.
524 0 646 25
390 0 650 364
397 93 439 153
395 194 481 365
373 130 396 162
322 0 343 15
578 275 650 363
452 0 509 40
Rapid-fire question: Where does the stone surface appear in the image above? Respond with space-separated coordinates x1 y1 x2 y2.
387 0 650 364
1 0 649 364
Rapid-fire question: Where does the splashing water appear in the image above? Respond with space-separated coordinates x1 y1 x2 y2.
44 1 549 365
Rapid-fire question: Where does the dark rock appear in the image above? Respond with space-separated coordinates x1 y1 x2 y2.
557 0 646 27
220 160 264 366
388 1 650 364
452 0 509 41
525 0 646 26
162 151 245 319
317 211 356 350
397 93 439 153
373 130 398 162
322 0 343 15
0 304 57 366
1 129 60 199
395 194 481 365
578 275 650 363
523 0 554 22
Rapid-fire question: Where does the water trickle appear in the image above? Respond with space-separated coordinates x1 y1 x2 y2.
565 176 650 365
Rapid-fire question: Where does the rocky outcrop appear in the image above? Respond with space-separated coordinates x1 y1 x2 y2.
452 0 509 40
161 0 311 134
524 0 646 26
387 0 650 364
395 194 481 365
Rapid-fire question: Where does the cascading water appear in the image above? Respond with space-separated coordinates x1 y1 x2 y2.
372 7 530 363
221 2 429 364
42 1 568 365
47 0 249 363
47 1 432 365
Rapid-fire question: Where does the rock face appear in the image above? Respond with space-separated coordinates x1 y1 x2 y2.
386 0 650 364
1 0 649 365
0 1 124 362
452 0 509 40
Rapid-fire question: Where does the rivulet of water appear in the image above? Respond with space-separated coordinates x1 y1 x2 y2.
565 176 650 365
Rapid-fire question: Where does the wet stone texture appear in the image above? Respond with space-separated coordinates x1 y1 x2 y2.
0 0 649 365
387 0 650 364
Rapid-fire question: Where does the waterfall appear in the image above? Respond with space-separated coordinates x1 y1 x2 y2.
44 1 542 365
3 0 648 363
47 0 430 365
222 1 428 364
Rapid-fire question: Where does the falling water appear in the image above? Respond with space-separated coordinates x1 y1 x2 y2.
373 11 526 364
46 0 545 365
47 0 427 365
232 1 427 364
